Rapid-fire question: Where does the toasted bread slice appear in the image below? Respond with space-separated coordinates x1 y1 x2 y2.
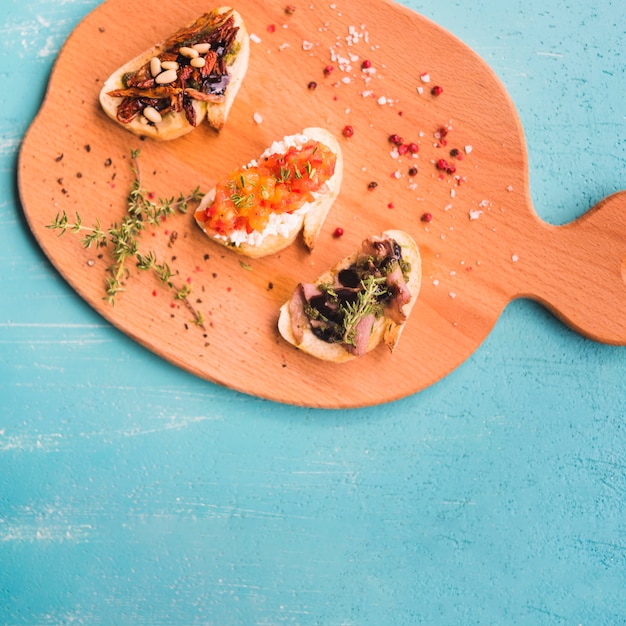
278 230 422 362
99 8 249 140
194 127 343 258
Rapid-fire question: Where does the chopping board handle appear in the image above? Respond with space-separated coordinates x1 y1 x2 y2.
515 191 626 345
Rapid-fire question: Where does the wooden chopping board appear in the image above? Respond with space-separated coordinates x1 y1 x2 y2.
18 0 626 408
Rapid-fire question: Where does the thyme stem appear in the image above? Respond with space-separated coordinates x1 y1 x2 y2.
46 149 205 325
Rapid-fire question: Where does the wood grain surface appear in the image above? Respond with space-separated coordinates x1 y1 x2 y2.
18 0 626 408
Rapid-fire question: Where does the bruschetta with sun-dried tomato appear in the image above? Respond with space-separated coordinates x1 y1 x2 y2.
193 127 343 257
99 7 249 140
278 230 421 361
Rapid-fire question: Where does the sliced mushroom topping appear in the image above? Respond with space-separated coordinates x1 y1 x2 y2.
291 235 412 353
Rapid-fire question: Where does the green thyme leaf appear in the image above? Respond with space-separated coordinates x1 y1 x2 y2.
340 275 388 347
46 149 205 316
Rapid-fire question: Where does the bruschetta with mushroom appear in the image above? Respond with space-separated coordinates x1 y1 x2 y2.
99 7 249 140
194 127 343 257
278 230 421 361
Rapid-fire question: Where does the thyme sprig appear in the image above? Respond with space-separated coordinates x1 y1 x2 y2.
47 211 107 248
340 275 388 347
47 149 205 324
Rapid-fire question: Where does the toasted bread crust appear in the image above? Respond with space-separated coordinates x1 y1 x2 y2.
99 7 249 140
194 127 343 258
277 230 422 362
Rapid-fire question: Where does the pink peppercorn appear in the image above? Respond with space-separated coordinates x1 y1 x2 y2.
361 59 372 69
421 212 433 222
431 85 443 96
342 125 354 138
333 227 344 237
307 81 317 90
323 65 334 76
436 159 449 171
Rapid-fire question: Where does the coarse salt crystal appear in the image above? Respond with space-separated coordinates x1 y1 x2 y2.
302 40 314 50
279 43 290 51
420 72 431 83
511 254 519 262
469 209 483 220
416 86 424 94
253 112 263 124
506 185 514 192
465 145 473 154
377 95 387 105
433 279 440 286
249 33 262 44
449 292 456 299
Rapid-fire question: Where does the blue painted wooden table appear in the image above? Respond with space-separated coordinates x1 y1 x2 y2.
2 0 625 623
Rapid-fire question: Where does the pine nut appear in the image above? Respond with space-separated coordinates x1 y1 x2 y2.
143 106 162 124
193 43 211 54
190 57 206 68
160 60 179 71
150 57 161 77
179 46 199 58
155 68 177 84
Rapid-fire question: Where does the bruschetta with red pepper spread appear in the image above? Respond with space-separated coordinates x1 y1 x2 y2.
99 7 249 140
194 127 343 257
278 230 421 361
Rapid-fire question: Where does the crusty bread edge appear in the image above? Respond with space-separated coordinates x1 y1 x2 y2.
98 7 249 141
277 230 422 362
301 127 343 250
194 127 343 258
206 13 250 130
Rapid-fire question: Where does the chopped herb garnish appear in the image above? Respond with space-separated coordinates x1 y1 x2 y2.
277 165 291 183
